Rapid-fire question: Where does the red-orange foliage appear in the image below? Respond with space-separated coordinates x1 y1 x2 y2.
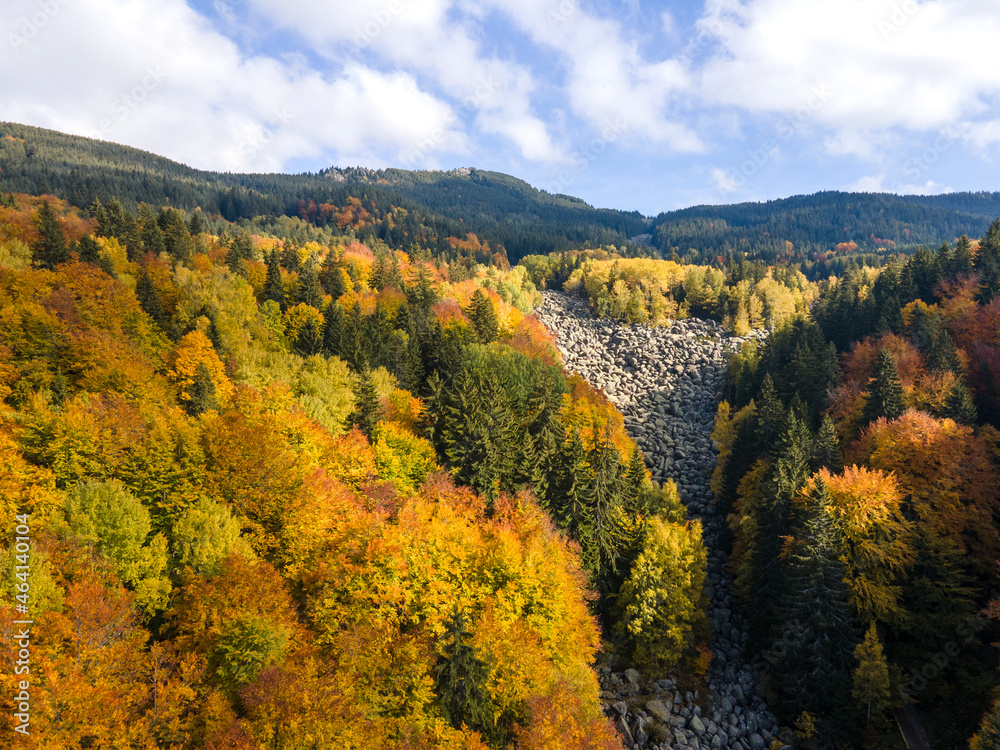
853 410 1000 576
505 314 561 366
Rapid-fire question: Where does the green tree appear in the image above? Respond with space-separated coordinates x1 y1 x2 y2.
852 623 892 728
208 615 288 699
63 480 171 614
135 269 166 328
943 380 978 425
812 414 842 472
466 288 499 343
348 367 381 441
615 517 708 672
772 477 856 719
322 302 344 358
264 250 285 310
32 200 68 269
435 611 513 749
298 264 324 308
862 348 905 425
77 234 101 264
976 219 1000 304
227 230 254 275
187 361 219 416
971 699 1000 750
171 497 246 578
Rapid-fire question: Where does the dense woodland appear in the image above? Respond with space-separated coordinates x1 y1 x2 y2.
0 191 712 749
2 123 1000 750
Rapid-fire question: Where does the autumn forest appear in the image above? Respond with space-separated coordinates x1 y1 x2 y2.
1 125 1000 750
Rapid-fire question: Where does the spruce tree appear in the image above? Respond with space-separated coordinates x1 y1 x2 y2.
971 699 1000 750
943 380 977 424
187 209 205 235
294 316 323 356
187 362 219 416
138 204 166 255
280 240 300 273
348 368 381 441
772 476 856 719
862 348 905 425
77 234 101 265
319 251 345 299
435 611 512 748
135 270 166 328
228 231 254 275
33 201 68 269
812 414 842 472
466 289 499 343
976 219 1000 304
264 251 285 310
298 264 324 308
159 208 193 262
953 235 974 275
321 302 344 359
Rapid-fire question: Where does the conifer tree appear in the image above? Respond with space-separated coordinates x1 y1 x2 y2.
227 231 254 275
77 234 101 264
135 270 166 328
852 623 891 728
138 204 167 255
298 264 324 309
321 302 344 359
90 198 110 237
319 250 346 299
976 219 1000 304
862 348 905 425
187 209 205 235
294 316 322 356
772 476 856 719
756 374 786 455
264 251 285 310
812 414 842 472
280 239 301 273
187 361 219 416
32 200 68 269
159 208 193 262
466 288 499 343
435 611 511 748
953 234 974 275
942 380 977 424
348 368 381 441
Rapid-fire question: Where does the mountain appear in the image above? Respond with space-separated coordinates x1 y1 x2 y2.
2 121 997 267
0 122 647 264
648 190 995 263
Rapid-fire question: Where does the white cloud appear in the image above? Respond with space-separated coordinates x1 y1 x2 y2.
696 0 1000 148
843 174 953 195
0 0 460 172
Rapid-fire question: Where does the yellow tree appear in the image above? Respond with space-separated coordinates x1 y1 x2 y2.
169 330 233 412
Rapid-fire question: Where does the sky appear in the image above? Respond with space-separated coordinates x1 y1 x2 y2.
3 0 1000 216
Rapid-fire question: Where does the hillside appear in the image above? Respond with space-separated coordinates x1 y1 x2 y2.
649 191 992 263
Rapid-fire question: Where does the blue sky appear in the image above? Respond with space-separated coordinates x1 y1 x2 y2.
3 0 1000 216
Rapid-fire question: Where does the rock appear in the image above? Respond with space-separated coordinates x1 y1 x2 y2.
624 668 642 686
645 699 672 723
748 733 766 749
689 715 706 734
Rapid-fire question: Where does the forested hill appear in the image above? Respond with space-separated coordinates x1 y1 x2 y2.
0 122 646 264
324 166 650 261
650 190 994 263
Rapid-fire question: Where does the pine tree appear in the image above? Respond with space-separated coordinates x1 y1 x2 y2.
756 374 786 455
77 234 101 265
159 208 193 262
187 362 219 416
466 289 499 343
348 368 381 441
322 302 344 359
971 699 1000 750
435 611 511 748
772 476 856 719
319 250 345 299
227 231 254 275
953 234 974 275
32 201 68 269
280 240 300 273
298 264 324 309
135 270 166 328
862 348 905 425
942 380 977 424
852 623 891 728
187 209 205 235
294 316 322 356
138 204 167 255
90 198 110 237
264 251 285 310
812 414 842 472
976 219 1000 304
